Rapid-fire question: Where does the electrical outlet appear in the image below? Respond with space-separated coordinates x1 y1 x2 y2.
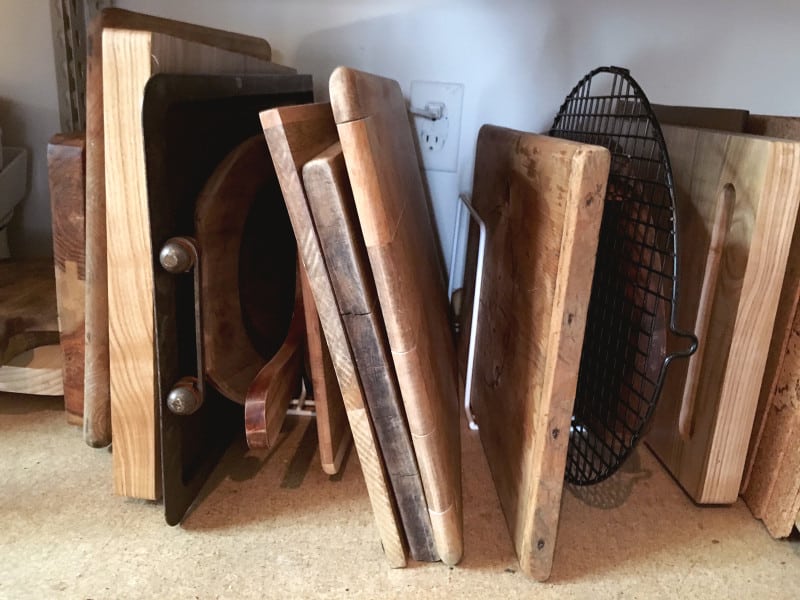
410 81 464 172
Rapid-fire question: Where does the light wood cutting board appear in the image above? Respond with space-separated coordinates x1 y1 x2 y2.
94 9 283 499
330 67 462 565
647 125 800 503
458 125 609 580
260 102 406 568
303 142 438 562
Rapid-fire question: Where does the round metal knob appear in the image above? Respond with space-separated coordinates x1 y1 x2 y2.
166 380 202 415
160 239 195 273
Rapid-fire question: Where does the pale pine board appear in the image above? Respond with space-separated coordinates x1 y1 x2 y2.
261 102 406 568
648 125 800 503
303 142 438 562
330 67 462 565
101 17 281 499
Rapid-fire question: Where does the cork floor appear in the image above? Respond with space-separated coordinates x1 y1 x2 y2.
1 392 799 599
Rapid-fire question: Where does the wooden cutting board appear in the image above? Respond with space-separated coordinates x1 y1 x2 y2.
47 132 86 423
95 9 282 499
647 125 800 503
330 68 462 565
303 142 438 562
84 7 276 452
458 126 609 580
740 115 800 537
260 102 406 568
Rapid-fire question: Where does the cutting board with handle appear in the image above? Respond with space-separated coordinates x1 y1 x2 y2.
261 101 406 568
458 125 609 580
95 8 287 499
740 115 800 537
330 67 462 565
647 124 800 503
303 142 438 562
47 132 86 423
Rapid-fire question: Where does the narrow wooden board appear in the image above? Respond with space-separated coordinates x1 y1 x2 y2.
99 11 282 499
261 102 406 568
47 132 86 424
647 125 800 503
83 7 276 451
651 104 749 132
303 142 438 561
458 126 608 580
741 115 800 537
330 68 462 565
298 264 351 476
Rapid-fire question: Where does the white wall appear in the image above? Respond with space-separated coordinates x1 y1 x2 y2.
0 0 60 257
6 0 800 272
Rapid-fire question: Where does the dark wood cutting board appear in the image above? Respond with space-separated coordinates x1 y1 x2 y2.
330 67 462 565
303 141 438 562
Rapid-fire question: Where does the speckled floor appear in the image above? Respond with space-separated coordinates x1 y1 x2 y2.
1 392 799 599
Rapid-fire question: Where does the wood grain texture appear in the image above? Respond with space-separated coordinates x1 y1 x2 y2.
741 115 800 537
303 142 438 561
261 102 406 568
100 16 279 499
0 260 61 396
83 7 274 450
330 68 462 565
458 126 608 580
244 277 304 450
47 132 86 424
742 115 800 492
647 125 800 503
298 265 351 476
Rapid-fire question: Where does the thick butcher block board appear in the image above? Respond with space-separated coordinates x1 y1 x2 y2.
47 132 86 423
460 125 608 580
261 102 406 568
303 142 438 562
648 125 800 503
741 115 800 537
84 7 277 453
330 67 462 565
99 11 284 499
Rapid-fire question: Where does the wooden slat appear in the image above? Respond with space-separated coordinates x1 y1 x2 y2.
298 265 351 475
99 12 280 499
647 125 800 503
303 142 438 561
261 102 406 568
330 68 462 565
47 132 86 424
458 125 608 580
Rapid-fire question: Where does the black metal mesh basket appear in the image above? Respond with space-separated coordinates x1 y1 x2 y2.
549 66 697 485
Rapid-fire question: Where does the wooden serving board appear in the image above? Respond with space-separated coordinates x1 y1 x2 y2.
261 102 406 568
458 126 609 580
647 125 800 503
84 7 277 452
330 68 462 565
741 115 800 537
47 132 86 423
303 142 438 561
96 9 283 499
